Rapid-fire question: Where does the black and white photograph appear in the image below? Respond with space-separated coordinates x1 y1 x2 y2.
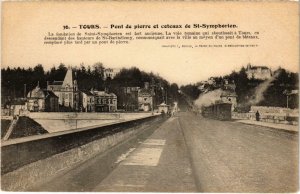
1 1 299 192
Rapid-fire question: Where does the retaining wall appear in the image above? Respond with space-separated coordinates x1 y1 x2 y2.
26 112 156 133
232 112 298 126
250 106 299 116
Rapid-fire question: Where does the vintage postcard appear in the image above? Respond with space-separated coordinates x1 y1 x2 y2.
1 1 299 192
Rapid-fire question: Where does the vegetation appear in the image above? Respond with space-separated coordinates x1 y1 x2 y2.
1 64 180 108
181 66 299 109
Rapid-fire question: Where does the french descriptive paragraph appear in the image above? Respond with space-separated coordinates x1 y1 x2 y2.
44 30 260 48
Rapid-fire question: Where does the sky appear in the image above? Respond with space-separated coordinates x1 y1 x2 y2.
2 2 299 86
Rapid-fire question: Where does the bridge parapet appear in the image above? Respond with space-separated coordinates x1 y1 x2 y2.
1 114 161 177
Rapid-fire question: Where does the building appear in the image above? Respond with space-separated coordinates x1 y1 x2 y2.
220 90 237 111
223 79 236 91
47 68 80 111
207 77 216 86
27 84 59 112
246 64 272 80
120 87 140 111
157 103 169 114
10 98 27 116
91 90 117 112
103 68 121 80
80 90 95 112
138 82 153 111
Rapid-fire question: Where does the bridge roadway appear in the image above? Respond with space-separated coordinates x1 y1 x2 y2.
29 112 298 192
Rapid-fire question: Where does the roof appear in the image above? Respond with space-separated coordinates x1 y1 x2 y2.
138 88 152 96
62 68 74 88
27 85 58 99
248 66 270 70
81 90 94 96
214 100 232 105
220 90 237 97
91 90 117 98
48 81 63 86
27 86 45 98
11 99 26 105
44 90 59 98
158 103 169 107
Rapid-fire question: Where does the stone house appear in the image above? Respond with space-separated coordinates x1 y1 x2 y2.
47 68 80 111
80 90 95 112
27 84 59 112
91 90 117 112
138 82 153 111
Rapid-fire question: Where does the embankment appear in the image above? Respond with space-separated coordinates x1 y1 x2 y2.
27 112 156 133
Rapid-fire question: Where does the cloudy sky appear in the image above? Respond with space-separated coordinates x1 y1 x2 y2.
2 2 298 86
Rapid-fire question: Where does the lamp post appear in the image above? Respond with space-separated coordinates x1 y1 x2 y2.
283 90 291 108
161 87 167 104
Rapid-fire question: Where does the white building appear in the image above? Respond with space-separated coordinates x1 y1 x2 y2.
138 82 153 111
91 90 117 112
47 68 80 111
80 90 95 112
104 68 121 80
246 64 272 80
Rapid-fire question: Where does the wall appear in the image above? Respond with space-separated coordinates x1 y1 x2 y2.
232 111 298 126
1 114 161 177
25 112 157 133
250 106 299 116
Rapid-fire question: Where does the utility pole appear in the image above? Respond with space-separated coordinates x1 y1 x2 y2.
150 78 156 114
283 90 290 109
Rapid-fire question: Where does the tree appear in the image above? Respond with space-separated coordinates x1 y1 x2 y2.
93 62 105 80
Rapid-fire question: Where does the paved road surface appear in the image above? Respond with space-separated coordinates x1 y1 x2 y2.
29 112 298 192
94 116 196 192
179 112 298 192
29 116 196 192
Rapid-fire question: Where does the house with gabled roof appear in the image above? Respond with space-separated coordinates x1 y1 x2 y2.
47 67 80 111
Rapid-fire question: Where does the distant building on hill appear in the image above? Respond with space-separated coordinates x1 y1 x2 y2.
47 68 80 111
246 64 272 80
103 68 121 80
223 79 236 91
